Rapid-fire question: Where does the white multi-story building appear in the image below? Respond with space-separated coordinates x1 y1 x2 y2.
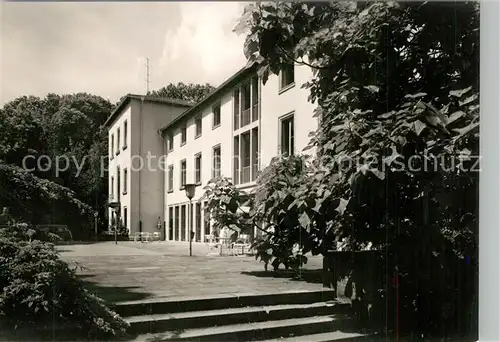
104 63 318 242
104 95 193 240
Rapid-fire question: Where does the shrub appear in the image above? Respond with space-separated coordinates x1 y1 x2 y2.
0 223 129 338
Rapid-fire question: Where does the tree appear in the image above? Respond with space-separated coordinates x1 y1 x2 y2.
237 1 479 337
0 93 113 237
147 82 215 103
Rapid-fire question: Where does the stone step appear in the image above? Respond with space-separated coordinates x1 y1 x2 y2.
125 301 351 334
114 289 337 317
261 331 377 342
127 314 354 341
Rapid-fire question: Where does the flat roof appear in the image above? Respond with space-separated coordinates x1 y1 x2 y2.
103 94 194 128
159 62 257 134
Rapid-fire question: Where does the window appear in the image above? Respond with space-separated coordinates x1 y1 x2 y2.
195 116 202 138
180 125 187 145
195 202 202 242
241 82 251 127
240 82 252 128
168 207 174 241
167 133 174 152
180 159 187 189
181 205 186 241
194 153 202 185
252 128 259 178
233 88 240 130
123 120 128 149
116 166 121 201
123 207 128 229
111 176 114 199
213 102 221 128
204 201 211 236
241 131 251 183
175 206 180 241
280 64 295 90
190 203 194 240
212 145 221 179
110 134 114 159
234 77 259 130
168 165 174 192
233 136 240 184
281 115 295 156
123 168 128 194
233 128 259 185
116 128 120 155
251 76 259 122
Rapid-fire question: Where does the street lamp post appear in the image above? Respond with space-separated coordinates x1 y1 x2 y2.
184 184 196 257
108 201 120 245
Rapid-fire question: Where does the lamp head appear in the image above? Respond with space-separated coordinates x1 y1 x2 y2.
184 184 196 200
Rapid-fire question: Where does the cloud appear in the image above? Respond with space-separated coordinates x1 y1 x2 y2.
157 2 247 88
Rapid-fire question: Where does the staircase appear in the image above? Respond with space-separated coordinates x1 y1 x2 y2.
113 290 371 341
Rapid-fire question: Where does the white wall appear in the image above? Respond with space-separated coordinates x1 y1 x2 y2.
108 106 132 232
108 99 189 239
134 100 189 238
163 65 318 242
259 64 317 167
164 91 234 242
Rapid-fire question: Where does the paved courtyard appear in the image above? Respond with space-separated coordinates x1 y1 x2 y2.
58 241 327 304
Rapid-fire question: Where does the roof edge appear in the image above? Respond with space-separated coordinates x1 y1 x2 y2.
103 94 194 128
159 62 257 134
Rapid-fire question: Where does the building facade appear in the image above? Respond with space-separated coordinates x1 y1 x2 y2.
159 63 317 243
104 95 192 239
104 63 318 242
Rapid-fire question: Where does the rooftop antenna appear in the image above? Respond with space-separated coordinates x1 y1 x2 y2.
145 57 150 95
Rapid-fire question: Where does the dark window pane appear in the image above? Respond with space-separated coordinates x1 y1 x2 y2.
233 89 240 130
252 128 259 181
213 103 221 127
281 65 295 89
175 206 180 241
181 205 186 241
241 132 251 183
169 207 174 241
233 136 240 185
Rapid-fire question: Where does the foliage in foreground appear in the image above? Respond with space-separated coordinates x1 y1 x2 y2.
0 223 129 338
208 1 479 337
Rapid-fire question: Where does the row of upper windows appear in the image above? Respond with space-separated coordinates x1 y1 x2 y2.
165 113 294 189
110 166 128 201
166 145 221 192
166 102 221 152
110 120 128 159
165 65 295 152
109 113 294 200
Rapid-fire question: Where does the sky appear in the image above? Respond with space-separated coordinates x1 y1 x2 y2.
0 2 248 105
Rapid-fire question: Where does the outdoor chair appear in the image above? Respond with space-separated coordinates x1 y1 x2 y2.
233 234 252 255
153 232 161 241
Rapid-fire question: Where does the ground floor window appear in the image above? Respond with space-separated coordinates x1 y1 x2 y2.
181 205 186 241
175 206 180 241
123 207 128 230
195 202 202 242
169 207 174 240
233 127 259 185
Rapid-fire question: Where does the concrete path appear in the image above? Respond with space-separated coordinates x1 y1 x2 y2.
59 242 326 303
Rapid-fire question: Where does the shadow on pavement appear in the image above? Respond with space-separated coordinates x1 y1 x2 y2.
78 274 154 304
240 268 324 284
